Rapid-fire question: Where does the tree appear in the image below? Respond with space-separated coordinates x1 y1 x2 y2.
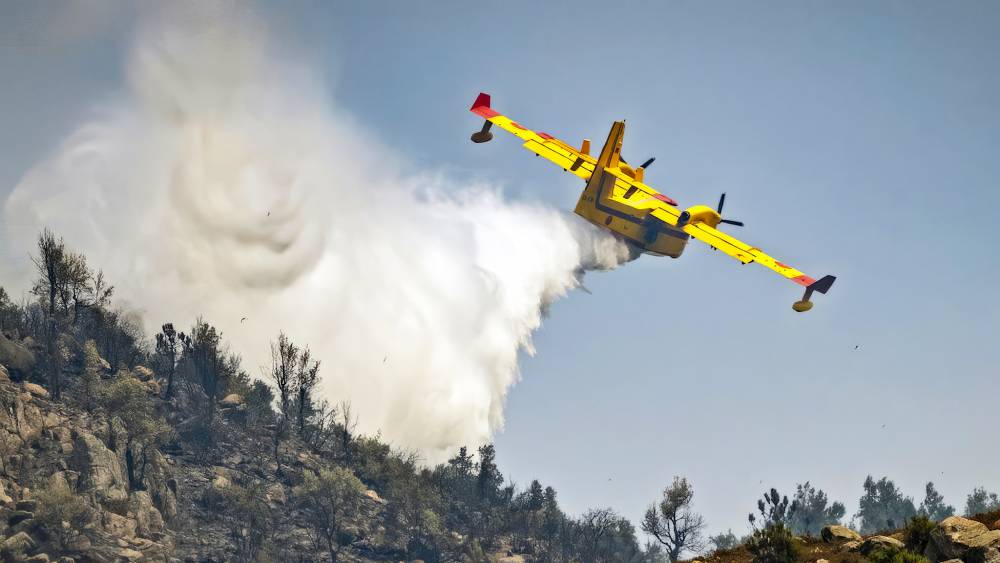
579 507 621 562
476 443 503 502
154 323 182 399
527 479 545 511
180 319 240 427
856 476 917 534
641 477 706 562
221 480 273 561
293 346 320 438
709 529 741 551
919 482 955 521
31 229 68 398
788 482 846 536
294 467 366 562
747 490 800 563
98 371 167 490
965 487 1000 516
268 332 297 420
0 287 20 333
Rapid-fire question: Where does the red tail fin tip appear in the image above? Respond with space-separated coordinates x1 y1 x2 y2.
471 92 491 111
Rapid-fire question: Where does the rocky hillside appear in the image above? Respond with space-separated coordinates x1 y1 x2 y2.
695 520 1000 563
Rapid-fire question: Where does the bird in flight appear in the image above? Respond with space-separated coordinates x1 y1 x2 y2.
240 317 247 323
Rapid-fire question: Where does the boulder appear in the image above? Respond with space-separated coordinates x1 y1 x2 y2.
840 540 863 552
822 525 861 543
0 364 9 383
16 499 38 512
25 554 49 562
140 449 178 521
266 483 287 505
134 366 155 380
219 393 243 407
22 382 49 399
69 430 128 504
12 394 46 441
0 480 13 506
365 488 385 504
860 535 905 555
931 516 1000 560
0 333 36 377
100 510 137 539
2 531 37 554
128 491 165 537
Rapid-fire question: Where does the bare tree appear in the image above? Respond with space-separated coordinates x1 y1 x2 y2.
293 347 320 438
155 323 182 399
337 400 358 463
268 332 297 419
31 230 67 398
642 477 706 562
578 507 619 562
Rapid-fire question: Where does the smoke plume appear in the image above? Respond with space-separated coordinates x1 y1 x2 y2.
1 8 632 461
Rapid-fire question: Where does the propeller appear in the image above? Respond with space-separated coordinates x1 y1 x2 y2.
620 156 656 169
716 193 744 227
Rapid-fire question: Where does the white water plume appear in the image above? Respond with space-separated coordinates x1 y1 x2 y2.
1 8 633 461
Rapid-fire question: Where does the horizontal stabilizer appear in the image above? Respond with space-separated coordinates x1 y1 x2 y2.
809 275 836 294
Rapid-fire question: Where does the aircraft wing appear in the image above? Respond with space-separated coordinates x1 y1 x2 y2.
681 221 835 299
471 93 597 181
470 93 681 213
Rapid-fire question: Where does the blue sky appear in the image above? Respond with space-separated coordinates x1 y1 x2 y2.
2 0 999 538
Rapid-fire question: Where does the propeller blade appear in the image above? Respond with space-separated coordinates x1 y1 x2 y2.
717 192 726 213
640 157 656 169
720 219 744 227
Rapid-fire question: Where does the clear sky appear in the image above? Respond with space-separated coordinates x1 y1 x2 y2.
2 0 999 539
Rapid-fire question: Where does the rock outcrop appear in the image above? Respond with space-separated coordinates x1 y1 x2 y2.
823 524 863 543
929 516 1000 562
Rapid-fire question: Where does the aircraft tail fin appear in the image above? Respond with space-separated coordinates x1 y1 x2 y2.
595 121 625 170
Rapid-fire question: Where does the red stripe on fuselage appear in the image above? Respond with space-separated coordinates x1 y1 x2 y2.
792 274 815 287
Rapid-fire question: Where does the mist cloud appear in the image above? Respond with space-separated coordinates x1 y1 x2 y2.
1 7 633 461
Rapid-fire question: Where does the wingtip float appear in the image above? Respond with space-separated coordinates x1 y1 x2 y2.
469 92 836 312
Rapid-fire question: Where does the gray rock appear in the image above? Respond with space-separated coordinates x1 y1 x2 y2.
2 530 37 555
931 516 1000 560
860 535 905 555
69 430 128 504
22 382 49 399
821 525 861 543
0 333 36 377
128 491 165 537
142 449 178 521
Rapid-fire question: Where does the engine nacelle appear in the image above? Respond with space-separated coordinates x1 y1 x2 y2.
676 205 722 228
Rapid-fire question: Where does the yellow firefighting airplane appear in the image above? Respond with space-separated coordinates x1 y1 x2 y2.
469 93 835 312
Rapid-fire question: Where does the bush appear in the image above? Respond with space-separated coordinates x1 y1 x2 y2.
904 515 936 554
35 477 92 549
868 545 929 563
746 523 799 563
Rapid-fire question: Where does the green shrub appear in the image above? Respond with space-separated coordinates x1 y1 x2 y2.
868 545 929 563
904 515 935 553
35 478 92 549
746 523 799 563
